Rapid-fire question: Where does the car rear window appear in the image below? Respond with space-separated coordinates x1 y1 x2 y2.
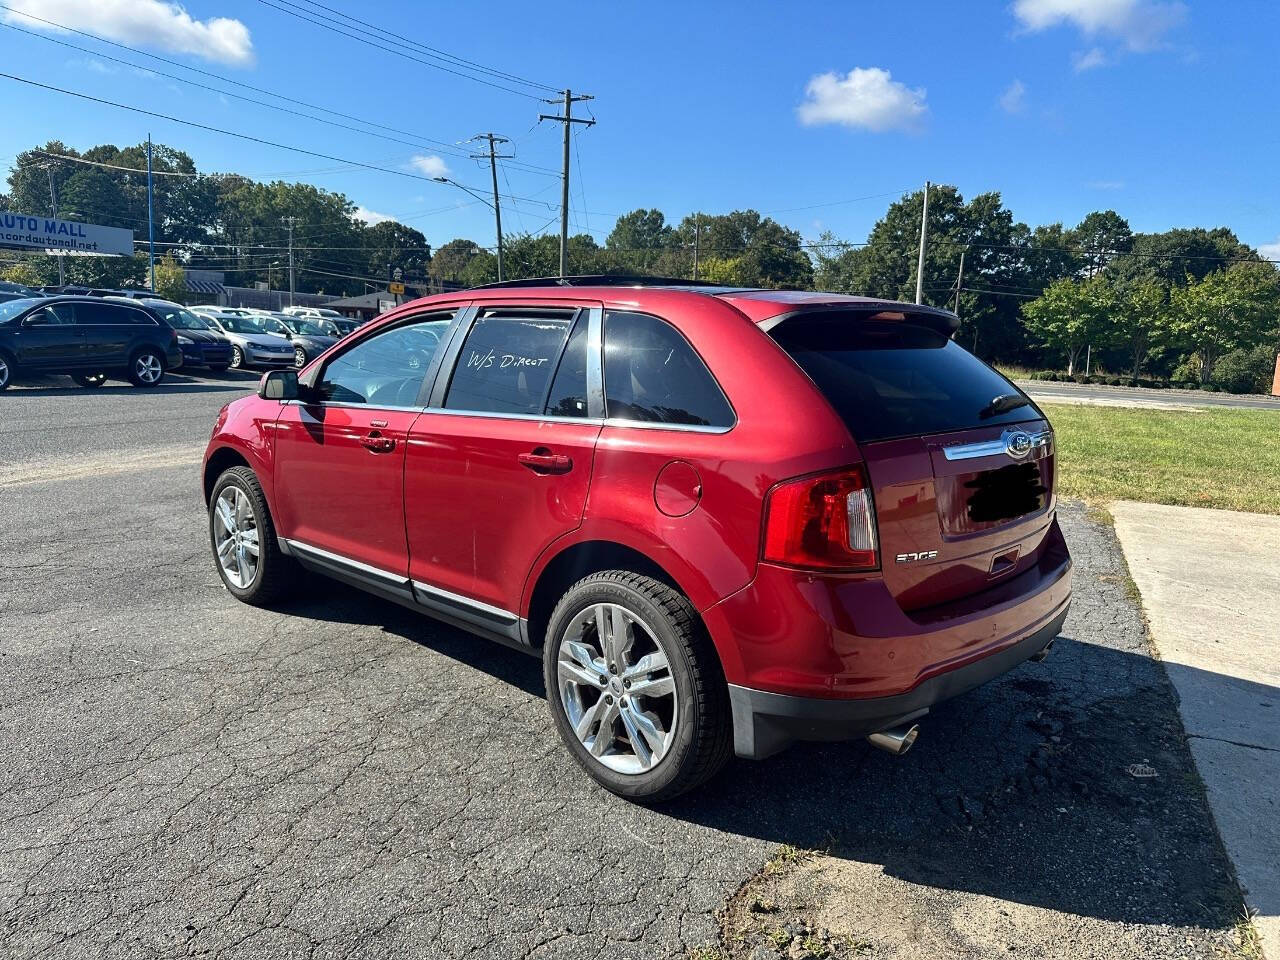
769 315 1039 443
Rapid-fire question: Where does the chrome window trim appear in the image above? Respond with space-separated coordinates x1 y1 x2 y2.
419 406 603 426
284 539 408 585
943 429 1053 462
281 399 426 415
601 417 734 435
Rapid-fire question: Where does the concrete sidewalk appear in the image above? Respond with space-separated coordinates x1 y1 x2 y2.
1112 502 1280 957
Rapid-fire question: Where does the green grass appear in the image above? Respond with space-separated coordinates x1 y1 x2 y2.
1045 404 1280 514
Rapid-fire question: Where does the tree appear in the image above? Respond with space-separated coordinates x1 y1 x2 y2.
605 208 673 271
1022 276 1116 375
671 210 811 288
1109 278 1167 377
1108 227 1258 288
1070 210 1133 276
1168 263 1280 382
428 238 482 288
2 261 43 286
362 220 430 285
153 253 187 302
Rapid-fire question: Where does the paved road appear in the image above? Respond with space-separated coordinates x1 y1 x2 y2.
0 374 1248 959
1016 379 1280 411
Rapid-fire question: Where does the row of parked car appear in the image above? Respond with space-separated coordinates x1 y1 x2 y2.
0 282 368 390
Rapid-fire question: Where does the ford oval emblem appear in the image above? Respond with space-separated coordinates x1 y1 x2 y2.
1005 430 1033 459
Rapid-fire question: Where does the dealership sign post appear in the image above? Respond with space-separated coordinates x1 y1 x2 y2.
0 212 134 257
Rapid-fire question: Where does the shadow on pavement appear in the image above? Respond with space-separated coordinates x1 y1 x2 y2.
5 371 260 397
284 580 1248 932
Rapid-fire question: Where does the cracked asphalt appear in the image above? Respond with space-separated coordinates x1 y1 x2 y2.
0 373 1246 959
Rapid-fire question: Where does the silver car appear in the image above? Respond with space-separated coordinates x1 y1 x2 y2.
200 312 297 369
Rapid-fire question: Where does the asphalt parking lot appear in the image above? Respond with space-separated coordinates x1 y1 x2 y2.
0 372 1249 959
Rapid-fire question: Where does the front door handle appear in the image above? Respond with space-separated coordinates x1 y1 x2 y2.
518 449 573 474
360 431 397 453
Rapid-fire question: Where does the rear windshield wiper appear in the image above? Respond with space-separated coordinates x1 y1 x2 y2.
979 393 1031 419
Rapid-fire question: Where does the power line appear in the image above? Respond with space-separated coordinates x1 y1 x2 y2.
287 0 560 93
254 0 549 101
30 149 196 177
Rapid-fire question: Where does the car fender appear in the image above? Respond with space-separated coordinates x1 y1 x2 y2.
202 396 284 510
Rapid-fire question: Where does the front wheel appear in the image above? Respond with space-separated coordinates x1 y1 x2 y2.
229 345 245 369
543 571 732 802
208 466 295 606
73 373 108 388
293 346 307 369
127 349 165 387
0 351 14 390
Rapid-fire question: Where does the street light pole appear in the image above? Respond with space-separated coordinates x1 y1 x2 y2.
43 165 64 285
468 134 511 283
915 180 930 305
146 134 156 293
280 216 300 306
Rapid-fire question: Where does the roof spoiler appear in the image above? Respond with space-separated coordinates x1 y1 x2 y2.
759 303 961 339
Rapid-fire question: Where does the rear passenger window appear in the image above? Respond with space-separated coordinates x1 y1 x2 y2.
76 303 148 325
445 310 575 415
543 313 589 418
603 311 733 428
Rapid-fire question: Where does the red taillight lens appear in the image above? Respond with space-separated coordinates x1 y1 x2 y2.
762 465 879 571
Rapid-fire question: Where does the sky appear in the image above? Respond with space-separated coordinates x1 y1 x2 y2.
0 0 1277 260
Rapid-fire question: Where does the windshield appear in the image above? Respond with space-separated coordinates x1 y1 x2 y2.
155 306 211 330
0 297 39 323
770 316 1041 443
216 315 273 335
292 318 336 337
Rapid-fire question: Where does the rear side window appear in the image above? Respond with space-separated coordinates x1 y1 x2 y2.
445 309 575 415
76 303 151 325
769 316 1039 443
603 311 733 428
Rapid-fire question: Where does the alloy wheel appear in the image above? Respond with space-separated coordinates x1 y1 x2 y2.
212 485 260 589
556 602 678 775
231 346 244 368
0 355 9 388
135 353 162 384
294 346 307 368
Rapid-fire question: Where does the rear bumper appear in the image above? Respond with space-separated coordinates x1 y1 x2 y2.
727 604 1067 759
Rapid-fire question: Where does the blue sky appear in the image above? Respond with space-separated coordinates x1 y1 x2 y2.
1 0 1277 258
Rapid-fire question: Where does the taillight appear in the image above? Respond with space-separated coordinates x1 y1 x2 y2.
762 465 879 571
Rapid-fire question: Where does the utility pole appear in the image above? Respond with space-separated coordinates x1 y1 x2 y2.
915 180 930 305
280 216 300 305
468 133 512 282
953 245 967 315
43 164 65 286
539 89 595 277
693 214 700 281
146 134 156 293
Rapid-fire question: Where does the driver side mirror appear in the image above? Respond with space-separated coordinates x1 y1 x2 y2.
259 368 299 401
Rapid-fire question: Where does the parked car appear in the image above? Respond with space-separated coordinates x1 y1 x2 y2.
202 278 1071 801
283 305 345 323
112 298 234 373
200 311 297 369
0 295 182 389
277 316 339 368
329 317 363 337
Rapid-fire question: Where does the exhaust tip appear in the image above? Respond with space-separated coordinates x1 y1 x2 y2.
1029 638 1055 663
867 723 919 756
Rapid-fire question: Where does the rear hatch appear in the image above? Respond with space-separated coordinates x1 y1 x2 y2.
768 311 1056 614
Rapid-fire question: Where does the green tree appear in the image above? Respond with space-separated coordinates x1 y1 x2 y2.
1070 210 1133 276
1022 276 1117 375
428 238 482 288
1109 278 1167 377
362 220 430 285
671 210 811 288
605 208 674 272
153 253 187 302
1168 263 1280 382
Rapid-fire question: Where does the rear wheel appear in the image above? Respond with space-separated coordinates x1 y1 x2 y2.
229 345 245 369
208 466 295 606
127 349 165 387
543 571 732 802
73 373 108 388
0 351 13 390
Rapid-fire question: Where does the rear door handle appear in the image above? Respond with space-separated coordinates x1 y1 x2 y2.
360 432 397 453
518 450 573 474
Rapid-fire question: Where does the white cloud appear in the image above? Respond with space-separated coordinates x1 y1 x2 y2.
1072 47 1109 70
352 206 397 226
410 154 450 178
1012 0 1186 52
3 0 254 65
797 67 927 133
999 79 1027 113
1258 236 1280 264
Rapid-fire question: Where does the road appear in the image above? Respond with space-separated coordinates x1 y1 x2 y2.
0 372 1249 959
1016 379 1280 410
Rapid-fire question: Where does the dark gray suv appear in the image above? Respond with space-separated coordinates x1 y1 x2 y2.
0 296 183 389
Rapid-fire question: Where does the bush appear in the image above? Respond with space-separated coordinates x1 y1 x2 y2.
1171 357 1203 385
1201 383 1220 392
1213 346 1277 394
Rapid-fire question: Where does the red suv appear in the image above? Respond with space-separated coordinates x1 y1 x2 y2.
202 279 1071 801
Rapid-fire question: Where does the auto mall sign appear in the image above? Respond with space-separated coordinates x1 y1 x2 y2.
0 212 134 257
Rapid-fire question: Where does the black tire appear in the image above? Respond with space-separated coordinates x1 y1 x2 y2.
208 466 296 606
0 350 14 390
73 373 108 388
229 345 245 369
293 345 308 369
543 571 732 802
207 364 229 374
127 348 166 387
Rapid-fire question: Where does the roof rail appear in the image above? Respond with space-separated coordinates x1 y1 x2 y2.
472 274 734 290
